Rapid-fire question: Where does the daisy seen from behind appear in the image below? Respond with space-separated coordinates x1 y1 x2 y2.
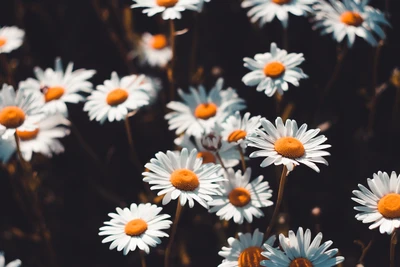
84 72 151 124
131 0 200 20
0 26 24 54
242 43 308 97
313 0 390 47
0 252 21 267
247 117 330 172
99 203 172 255
143 148 224 208
138 33 172 68
261 227 344 267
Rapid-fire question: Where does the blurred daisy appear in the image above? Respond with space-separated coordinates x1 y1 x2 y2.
218 228 276 267
99 203 172 255
165 78 246 137
0 252 21 267
313 0 390 47
241 0 315 28
84 72 151 124
131 0 200 20
0 84 44 139
143 148 224 208
137 33 172 68
19 58 96 116
248 117 330 172
242 43 307 97
261 227 344 267
352 171 400 235
0 26 24 54
209 168 273 224
0 137 15 163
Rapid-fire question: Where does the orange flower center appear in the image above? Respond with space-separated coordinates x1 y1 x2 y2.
16 128 39 141
229 187 251 207
197 151 216 164
272 0 291 4
45 86 65 102
263 62 286 78
228 130 247 143
289 258 314 267
274 137 305 159
340 11 364 27
170 169 199 191
124 219 148 236
106 88 129 106
0 106 26 129
238 246 266 267
0 38 7 47
194 103 217 120
378 193 400 219
151 34 168 50
156 0 178 7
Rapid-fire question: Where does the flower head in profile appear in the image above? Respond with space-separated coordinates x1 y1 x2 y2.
131 0 200 20
243 43 307 97
0 26 24 54
84 72 151 124
19 58 96 116
352 171 400 235
241 0 316 28
143 148 224 208
248 117 330 172
261 227 344 267
313 0 390 47
137 33 172 68
99 203 172 255
218 228 276 267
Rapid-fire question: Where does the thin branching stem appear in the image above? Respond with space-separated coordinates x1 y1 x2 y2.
164 200 183 267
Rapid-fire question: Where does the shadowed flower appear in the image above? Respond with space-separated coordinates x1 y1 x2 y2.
0 26 24 54
137 33 172 68
131 0 200 20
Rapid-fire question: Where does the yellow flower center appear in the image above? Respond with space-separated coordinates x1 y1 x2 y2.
194 103 217 120
16 128 39 141
45 86 65 102
238 246 266 267
151 34 168 50
0 106 26 128
106 88 129 106
229 187 251 207
378 193 400 219
274 137 305 159
124 219 148 236
170 169 200 191
0 38 7 47
340 11 364 27
272 0 291 4
289 258 313 267
228 130 247 143
263 62 286 78
156 0 178 7
197 151 216 164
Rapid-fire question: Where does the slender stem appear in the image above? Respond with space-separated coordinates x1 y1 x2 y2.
124 113 143 172
282 27 289 51
357 236 374 264
168 19 176 102
367 44 383 135
14 133 30 172
265 165 288 238
164 200 183 267
390 230 398 267
0 54 14 85
237 146 246 172
190 12 199 83
274 93 283 116
140 251 147 267
215 152 226 170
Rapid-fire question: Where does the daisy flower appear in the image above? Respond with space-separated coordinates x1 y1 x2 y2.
131 0 200 20
242 43 308 97
247 117 330 172
143 148 224 208
261 227 344 267
84 72 151 124
19 58 96 116
99 203 172 255
241 0 315 28
209 168 273 224
137 33 172 68
352 171 400 235
0 84 44 139
0 252 21 267
0 26 24 54
0 137 15 163
218 228 276 267
313 0 390 47
165 78 246 138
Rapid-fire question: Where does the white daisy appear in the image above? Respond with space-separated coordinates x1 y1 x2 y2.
138 33 172 68
242 43 308 97
19 58 96 116
131 0 200 20
165 78 246 138
0 137 15 163
0 26 24 54
99 203 172 255
84 72 151 124
261 227 344 267
313 0 390 47
218 228 276 267
0 84 44 139
241 0 316 28
352 171 400 235
247 117 330 172
209 168 273 224
0 252 21 267
143 148 224 208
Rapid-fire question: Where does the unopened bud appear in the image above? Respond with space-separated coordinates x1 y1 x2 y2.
201 133 222 152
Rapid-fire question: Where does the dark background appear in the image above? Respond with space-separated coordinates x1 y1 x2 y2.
1 0 400 266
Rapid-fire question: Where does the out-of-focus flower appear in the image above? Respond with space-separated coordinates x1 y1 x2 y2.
137 33 172 68
0 26 24 54
390 68 400 89
131 0 200 20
